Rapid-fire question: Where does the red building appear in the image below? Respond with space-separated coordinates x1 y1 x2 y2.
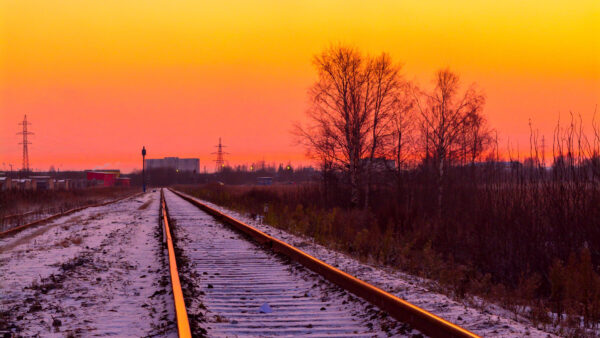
116 177 131 187
86 170 121 186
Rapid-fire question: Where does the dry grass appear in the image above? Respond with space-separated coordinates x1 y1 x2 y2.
0 187 135 232
0 187 135 218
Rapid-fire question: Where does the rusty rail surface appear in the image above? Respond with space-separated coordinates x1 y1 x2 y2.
169 188 479 338
160 189 191 338
0 192 143 239
2 209 37 221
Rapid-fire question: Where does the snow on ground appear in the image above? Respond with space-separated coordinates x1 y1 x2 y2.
175 190 557 338
0 191 176 337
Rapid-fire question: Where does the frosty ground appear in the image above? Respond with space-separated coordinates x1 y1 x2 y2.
0 191 176 337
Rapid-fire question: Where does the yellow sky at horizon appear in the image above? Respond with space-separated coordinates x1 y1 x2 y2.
1 0 598 171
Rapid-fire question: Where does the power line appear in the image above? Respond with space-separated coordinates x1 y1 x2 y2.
17 114 33 172
211 137 229 172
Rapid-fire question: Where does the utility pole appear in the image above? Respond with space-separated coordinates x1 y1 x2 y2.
17 114 33 173
212 137 228 172
142 146 147 192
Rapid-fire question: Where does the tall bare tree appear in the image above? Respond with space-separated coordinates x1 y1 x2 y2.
464 109 492 166
295 45 368 206
362 53 404 209
295 45 405 208
415 68 486 215
387 82 417 187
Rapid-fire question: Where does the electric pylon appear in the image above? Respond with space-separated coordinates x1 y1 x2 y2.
17 114 33 172
212 137 228 172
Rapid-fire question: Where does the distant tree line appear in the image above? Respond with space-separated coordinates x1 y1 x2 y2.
128 163 318 187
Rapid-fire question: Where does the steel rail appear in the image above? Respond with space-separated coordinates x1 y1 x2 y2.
160 189 192 338
0 192 144 239
169 188 479 338
2 209 38 221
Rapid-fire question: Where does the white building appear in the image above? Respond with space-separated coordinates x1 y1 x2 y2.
145 157 200 173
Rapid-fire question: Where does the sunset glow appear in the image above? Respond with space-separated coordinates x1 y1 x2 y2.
1 0 598 171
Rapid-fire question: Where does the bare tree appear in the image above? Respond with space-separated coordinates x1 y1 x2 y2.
295 45 406 208
362 53 404 209
295 45 368 206
415 68 486 216
385 82 417 189
465 107 493 166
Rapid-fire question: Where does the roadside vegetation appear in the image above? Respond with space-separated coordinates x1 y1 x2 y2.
0 187 136 232
180 45 600 335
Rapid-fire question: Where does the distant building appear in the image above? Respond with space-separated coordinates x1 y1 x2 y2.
116 177 131 187
0 177 11 191
70 179 88 189
30 176 55 190
86 170 121 186
55 179 70 190
145 157 200 173
13 179 35 191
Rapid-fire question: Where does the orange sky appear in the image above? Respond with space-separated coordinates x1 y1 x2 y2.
1 0 599 172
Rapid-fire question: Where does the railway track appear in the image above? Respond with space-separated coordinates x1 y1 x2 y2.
161 189 478 338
